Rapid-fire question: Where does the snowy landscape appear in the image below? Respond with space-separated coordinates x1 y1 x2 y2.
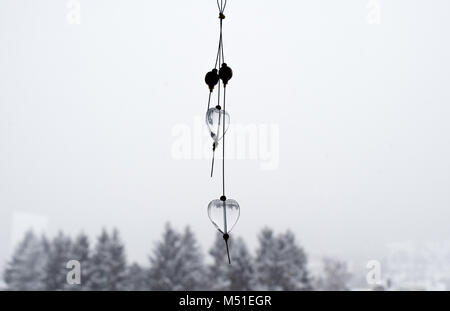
3 225 449 291
1 225 352 291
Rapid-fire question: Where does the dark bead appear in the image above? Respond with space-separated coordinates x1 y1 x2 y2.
223 233 229 240
205 69 219 91
220 195 227 201
219 63 233 86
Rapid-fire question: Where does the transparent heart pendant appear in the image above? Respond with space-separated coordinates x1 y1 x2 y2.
207 197 240 234
205 107 230 142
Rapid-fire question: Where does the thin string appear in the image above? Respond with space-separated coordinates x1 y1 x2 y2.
214 0 226 68
210 114 221 178
210 10 224 178
222 0 228 12
216 0 221 11
224 238 231 264
210 150 215 177
214 31 222 69
220 2 225 63
220 1 230 265
217 0 227 13
217 49 221 108
220 20 225 64
220 1 227 197
222 87 226 196
206 91 212 111
214 20 223 69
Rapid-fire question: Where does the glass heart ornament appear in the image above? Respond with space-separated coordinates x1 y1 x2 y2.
207 198 240 234
205 107 230 142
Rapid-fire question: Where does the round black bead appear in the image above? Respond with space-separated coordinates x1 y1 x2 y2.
205 69 219 91
219 63 233 86
223 233 229 240
220 195 227 201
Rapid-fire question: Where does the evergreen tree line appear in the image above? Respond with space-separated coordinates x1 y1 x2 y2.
2 224 351 291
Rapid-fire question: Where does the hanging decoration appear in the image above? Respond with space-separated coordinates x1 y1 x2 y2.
204 0 240 264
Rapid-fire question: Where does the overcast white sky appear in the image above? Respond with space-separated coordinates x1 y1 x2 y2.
1 0 450 272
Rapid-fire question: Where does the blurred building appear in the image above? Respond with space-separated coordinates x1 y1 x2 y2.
383 241 450 290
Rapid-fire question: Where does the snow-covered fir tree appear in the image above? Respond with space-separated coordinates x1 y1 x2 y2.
125 263 150 290
148 224 182 290
3 231 48 290
179 226 207 289
254 228 312 290
208 233 230 290
109 229 128 289
149 224 207 290
314 258 352 291
85 229 128 290
44 232 73 290
209 233 255 290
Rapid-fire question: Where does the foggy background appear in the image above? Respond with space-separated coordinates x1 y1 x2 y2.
1 0 450 286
